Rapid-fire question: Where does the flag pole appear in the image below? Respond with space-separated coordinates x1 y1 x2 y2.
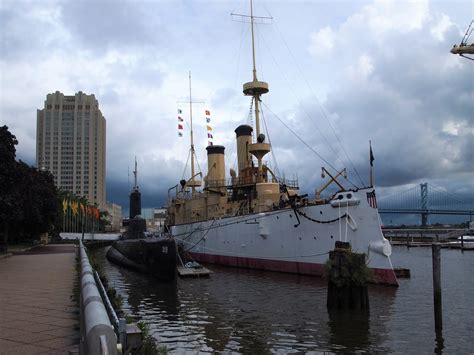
369 140 374 187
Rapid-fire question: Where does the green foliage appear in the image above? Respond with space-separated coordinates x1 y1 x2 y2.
0 126 61 248
325 251 372 287
136 321 164 355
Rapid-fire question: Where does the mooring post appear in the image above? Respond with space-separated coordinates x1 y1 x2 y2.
406 232 410 248
432 243 442 331
327 241 369 311
461 234 464 251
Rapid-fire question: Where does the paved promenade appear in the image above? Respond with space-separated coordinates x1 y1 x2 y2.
0 245 79 354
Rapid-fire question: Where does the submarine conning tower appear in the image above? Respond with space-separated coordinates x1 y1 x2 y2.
130 159 142 219
128 158 146 238
129 188 142 219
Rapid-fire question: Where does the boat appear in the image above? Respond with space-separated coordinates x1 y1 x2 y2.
446 224 474 250
166 1 398 286
107 159 177 281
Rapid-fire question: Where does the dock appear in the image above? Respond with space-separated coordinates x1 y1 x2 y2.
177 265 212 278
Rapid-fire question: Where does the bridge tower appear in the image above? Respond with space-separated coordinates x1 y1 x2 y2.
420 183 428 226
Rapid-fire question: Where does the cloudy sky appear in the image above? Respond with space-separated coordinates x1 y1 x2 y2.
1 0 473 217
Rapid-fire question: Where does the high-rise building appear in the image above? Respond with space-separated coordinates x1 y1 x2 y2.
36 91 106 208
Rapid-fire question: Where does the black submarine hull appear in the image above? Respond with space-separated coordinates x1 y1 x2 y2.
106 237 177 282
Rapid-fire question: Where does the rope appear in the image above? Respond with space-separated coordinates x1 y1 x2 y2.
261 102 360 189
260 8 365 187
181 149 191 180
184 219 216 252
261 105 281 178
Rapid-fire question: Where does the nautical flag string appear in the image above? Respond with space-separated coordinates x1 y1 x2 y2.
205 109 213 146
177 107 184 137
366 190 377 209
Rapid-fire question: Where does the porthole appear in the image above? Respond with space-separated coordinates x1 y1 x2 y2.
337 195 343 200
346 193 352 199
320 211 323 215
330 235 334 239
289 214 292 218
276 216 279 220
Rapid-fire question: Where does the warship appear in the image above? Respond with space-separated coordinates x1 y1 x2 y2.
166 1 398 286
107 160 177 281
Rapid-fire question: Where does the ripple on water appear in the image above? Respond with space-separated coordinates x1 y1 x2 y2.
91 246 474 354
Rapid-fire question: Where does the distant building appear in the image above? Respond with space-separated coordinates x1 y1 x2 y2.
36 91 106 208
105 202 122 232
140 207 167 232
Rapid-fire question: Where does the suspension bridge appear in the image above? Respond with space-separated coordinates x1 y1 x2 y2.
378 183 474 225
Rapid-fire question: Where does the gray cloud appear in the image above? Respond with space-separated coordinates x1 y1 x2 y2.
1 0 472 219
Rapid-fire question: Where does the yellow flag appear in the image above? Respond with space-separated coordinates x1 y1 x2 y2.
62 199 68 213
71 201 79 216
207 125 212 131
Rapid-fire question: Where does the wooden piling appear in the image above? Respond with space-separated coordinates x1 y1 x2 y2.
461 234 464 251
406 232 410 248
432 244 442 331
327 241 369 310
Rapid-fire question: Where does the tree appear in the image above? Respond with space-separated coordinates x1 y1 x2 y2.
0 126 61 251
0 126 22 252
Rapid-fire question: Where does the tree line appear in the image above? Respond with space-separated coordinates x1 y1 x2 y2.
0 125 112 253
0 125 60 251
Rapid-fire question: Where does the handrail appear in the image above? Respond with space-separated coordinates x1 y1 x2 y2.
205 176 299 189
94 270 127 349
79 241 118 355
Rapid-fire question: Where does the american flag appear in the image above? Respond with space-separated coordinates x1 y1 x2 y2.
366 190 377 209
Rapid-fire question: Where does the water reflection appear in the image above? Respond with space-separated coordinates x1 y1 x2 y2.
90 246 474 354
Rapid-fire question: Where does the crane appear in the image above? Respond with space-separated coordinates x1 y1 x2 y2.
450 20 474 61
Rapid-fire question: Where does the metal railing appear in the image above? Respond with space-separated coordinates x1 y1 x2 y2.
94 270 128 349
205 176 299 189
79 241 118 355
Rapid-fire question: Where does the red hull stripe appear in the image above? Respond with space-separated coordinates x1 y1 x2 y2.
189 252 399 286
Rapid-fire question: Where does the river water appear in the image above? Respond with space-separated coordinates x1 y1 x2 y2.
91 246 474 354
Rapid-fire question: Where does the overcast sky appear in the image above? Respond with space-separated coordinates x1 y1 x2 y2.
1 0 473 215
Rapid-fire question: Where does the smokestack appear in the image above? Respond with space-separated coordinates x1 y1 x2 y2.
206 145 226 184
235 125 253 175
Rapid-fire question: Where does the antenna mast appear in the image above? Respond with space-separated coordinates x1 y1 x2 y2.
133 156 138 190
186 71 202 194
240 0 272 182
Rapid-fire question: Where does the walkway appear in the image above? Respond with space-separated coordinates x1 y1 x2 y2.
0 244 79 354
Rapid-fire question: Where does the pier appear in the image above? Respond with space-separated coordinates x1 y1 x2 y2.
383 228 473 249
0 244 79 353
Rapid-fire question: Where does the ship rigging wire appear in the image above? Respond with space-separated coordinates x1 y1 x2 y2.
261 101 359 189
260 103 281 178
261 4 366 187
461 20 473 45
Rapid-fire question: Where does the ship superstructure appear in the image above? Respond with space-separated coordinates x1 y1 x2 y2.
167 1 397 285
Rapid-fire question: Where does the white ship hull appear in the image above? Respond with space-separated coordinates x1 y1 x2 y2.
172 187 398 286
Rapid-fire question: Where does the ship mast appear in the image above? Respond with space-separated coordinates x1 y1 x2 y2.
242 0 271 183
133 156 138 190
187 71 201 194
